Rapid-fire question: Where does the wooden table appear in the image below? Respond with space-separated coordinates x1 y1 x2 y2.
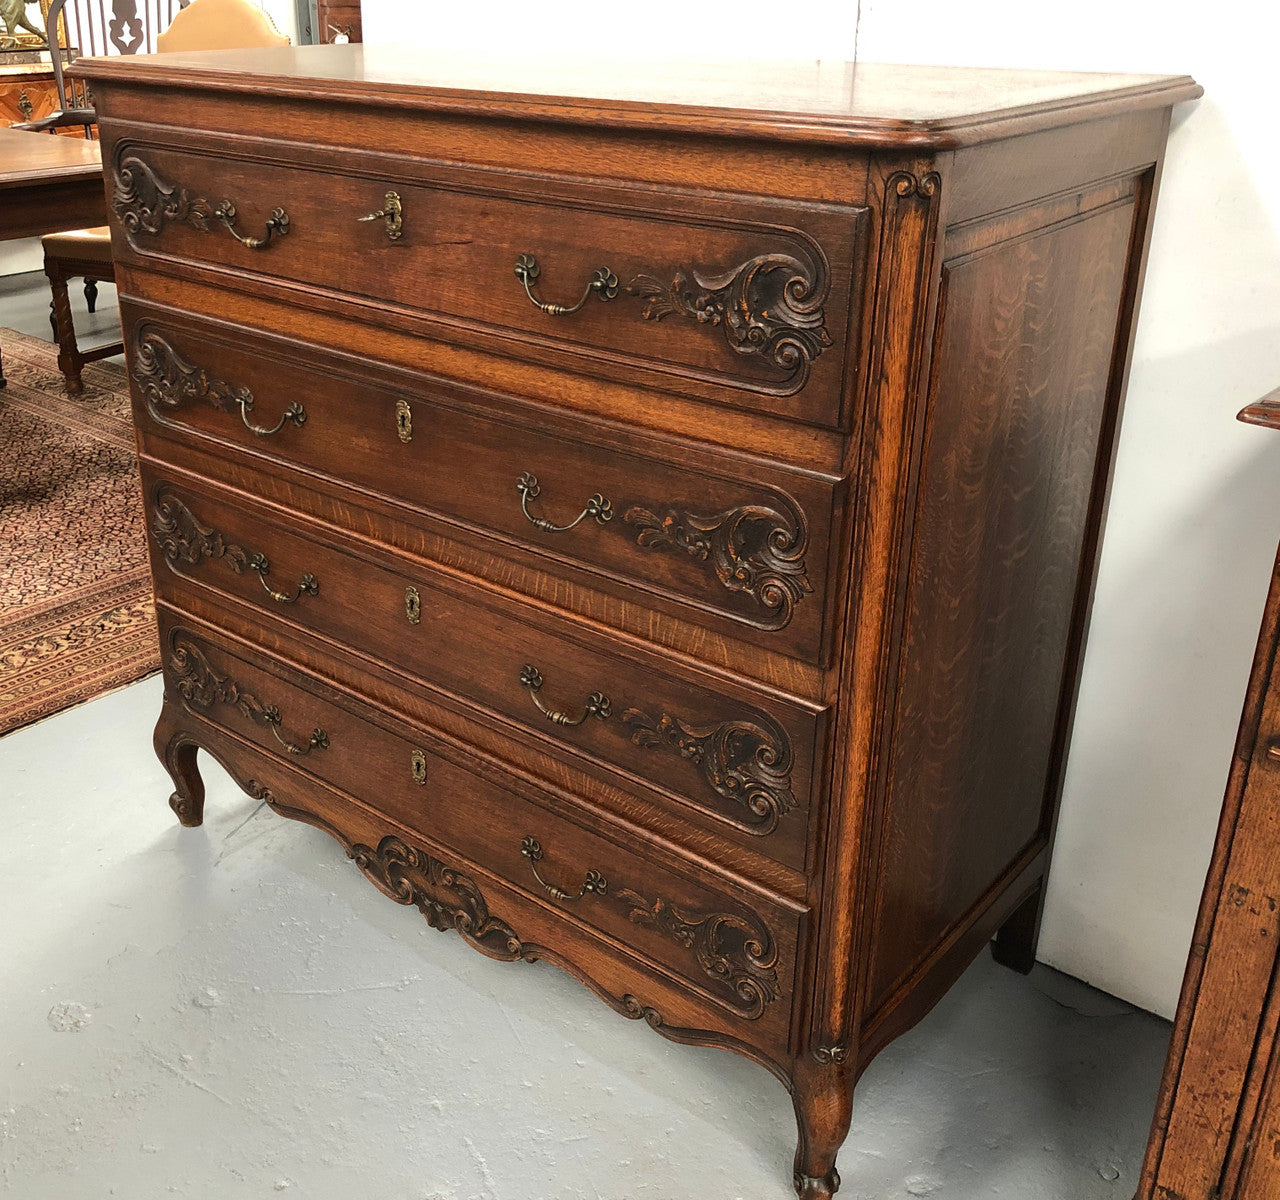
0 126 104 387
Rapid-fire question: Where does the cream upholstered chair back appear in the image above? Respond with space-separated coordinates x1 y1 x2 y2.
156 0 287 52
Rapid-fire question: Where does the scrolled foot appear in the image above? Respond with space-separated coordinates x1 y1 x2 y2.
169 789 204 828
794 1166 840 1199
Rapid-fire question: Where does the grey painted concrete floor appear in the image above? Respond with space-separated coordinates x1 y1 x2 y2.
1 273 1173 1198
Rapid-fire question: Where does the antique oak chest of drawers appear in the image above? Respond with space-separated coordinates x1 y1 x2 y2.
76 47 1199 1196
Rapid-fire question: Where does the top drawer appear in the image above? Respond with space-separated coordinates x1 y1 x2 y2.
104 131 868 429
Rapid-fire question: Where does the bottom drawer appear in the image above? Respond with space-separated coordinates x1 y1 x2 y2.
156 608 806 1053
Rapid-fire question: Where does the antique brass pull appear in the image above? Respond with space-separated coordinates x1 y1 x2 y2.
405 586 421 624
358 191 403 240
514 254 618 316
410 748 428 785
212 200 290 249
395 398 412 443
246 553 318 604
235 394 305 437
261 705 329 756
519 665 611 727
17 89 33 121
516 472 612 533
520 837 607 902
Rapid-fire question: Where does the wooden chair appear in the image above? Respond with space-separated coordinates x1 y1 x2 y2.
23 0 286 393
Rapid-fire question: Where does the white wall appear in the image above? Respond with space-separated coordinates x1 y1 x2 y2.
357 0 1278 1019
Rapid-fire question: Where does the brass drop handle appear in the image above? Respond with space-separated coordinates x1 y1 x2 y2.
261 705 328 756
516 473 612 533
234 394 305 438
212 201 290 250
520 837 607 902
358 190 403 241
246 553 318 605
514 254 618 316
519 665 611 727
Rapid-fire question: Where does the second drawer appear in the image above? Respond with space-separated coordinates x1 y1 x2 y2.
142 467 828 872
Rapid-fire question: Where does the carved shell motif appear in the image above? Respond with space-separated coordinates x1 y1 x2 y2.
624 500 812 627
616 888 779 1018
622 707 796 835
627 252 831 387
350 836 524 960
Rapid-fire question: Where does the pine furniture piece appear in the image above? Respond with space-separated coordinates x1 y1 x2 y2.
1136 388 1280 1200
75 47 1200 1196
0 123 102 387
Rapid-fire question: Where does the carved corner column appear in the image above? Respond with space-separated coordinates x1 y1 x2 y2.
790 157 948 1196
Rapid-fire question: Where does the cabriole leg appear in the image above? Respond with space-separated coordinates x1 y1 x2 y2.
791 1059 853 1200
153 698 205 827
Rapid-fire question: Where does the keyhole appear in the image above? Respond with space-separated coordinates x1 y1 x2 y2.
405 585 421 624
395 398 412 443
411 749 428 785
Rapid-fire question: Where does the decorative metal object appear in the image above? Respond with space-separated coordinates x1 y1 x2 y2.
623 499 811 626
16 88 33 120
622 707 796 834
514 254 618 316
516 472 612 532
627 253 831 385
151 491 318 605
616 888 779 1018
111 153 289 250
410 749 428 785
351 836 523 958
358 190 403 240
520 837 608 902
404 585 421 624
132 330 305 437
211 200 290 250
0 0 46 50
394 398 412 443
169 638 329 756
518 665 611 728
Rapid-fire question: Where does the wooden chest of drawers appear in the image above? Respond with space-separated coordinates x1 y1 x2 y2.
76 46 1200 1197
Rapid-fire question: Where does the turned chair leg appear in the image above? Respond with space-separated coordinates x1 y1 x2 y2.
84 278 99 313
991 878 1046 975
46 264 84 396
0 337 6 389
48 298 58 338
791 1060 854 1200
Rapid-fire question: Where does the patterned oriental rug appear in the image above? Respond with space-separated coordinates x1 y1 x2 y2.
0 329 159 737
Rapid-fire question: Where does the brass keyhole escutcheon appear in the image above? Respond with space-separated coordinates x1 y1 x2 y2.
411 749 428 785
395 399 412 443
405 585 421 624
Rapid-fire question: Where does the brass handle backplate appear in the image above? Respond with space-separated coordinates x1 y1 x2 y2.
514 254 618 316
246 553 318 605
520 837 607 902
17 88 33 121
212 201 290 250
516 472 612 533
519 665 610 727
358 191 403 240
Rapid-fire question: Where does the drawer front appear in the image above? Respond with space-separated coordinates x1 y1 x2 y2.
106 133 866 427
158 615 805 1045
142 469 825 870
125 308 841 665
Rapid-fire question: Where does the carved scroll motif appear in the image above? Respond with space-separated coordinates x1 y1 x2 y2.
622 707 796 835
616 889 779 1018
132 330 251 415
152 490 251 573
112 154 212 238
350 837 524 960
627 252 831 386
624 500 812 627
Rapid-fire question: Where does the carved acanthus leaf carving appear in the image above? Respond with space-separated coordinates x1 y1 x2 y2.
113 153 212 238
623 500 812 626
132 330 253 415
616 889 779 1018
169 637 276 725
622 707 796 835
152 490 251 573
350 836 525 960
627 253 831 384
